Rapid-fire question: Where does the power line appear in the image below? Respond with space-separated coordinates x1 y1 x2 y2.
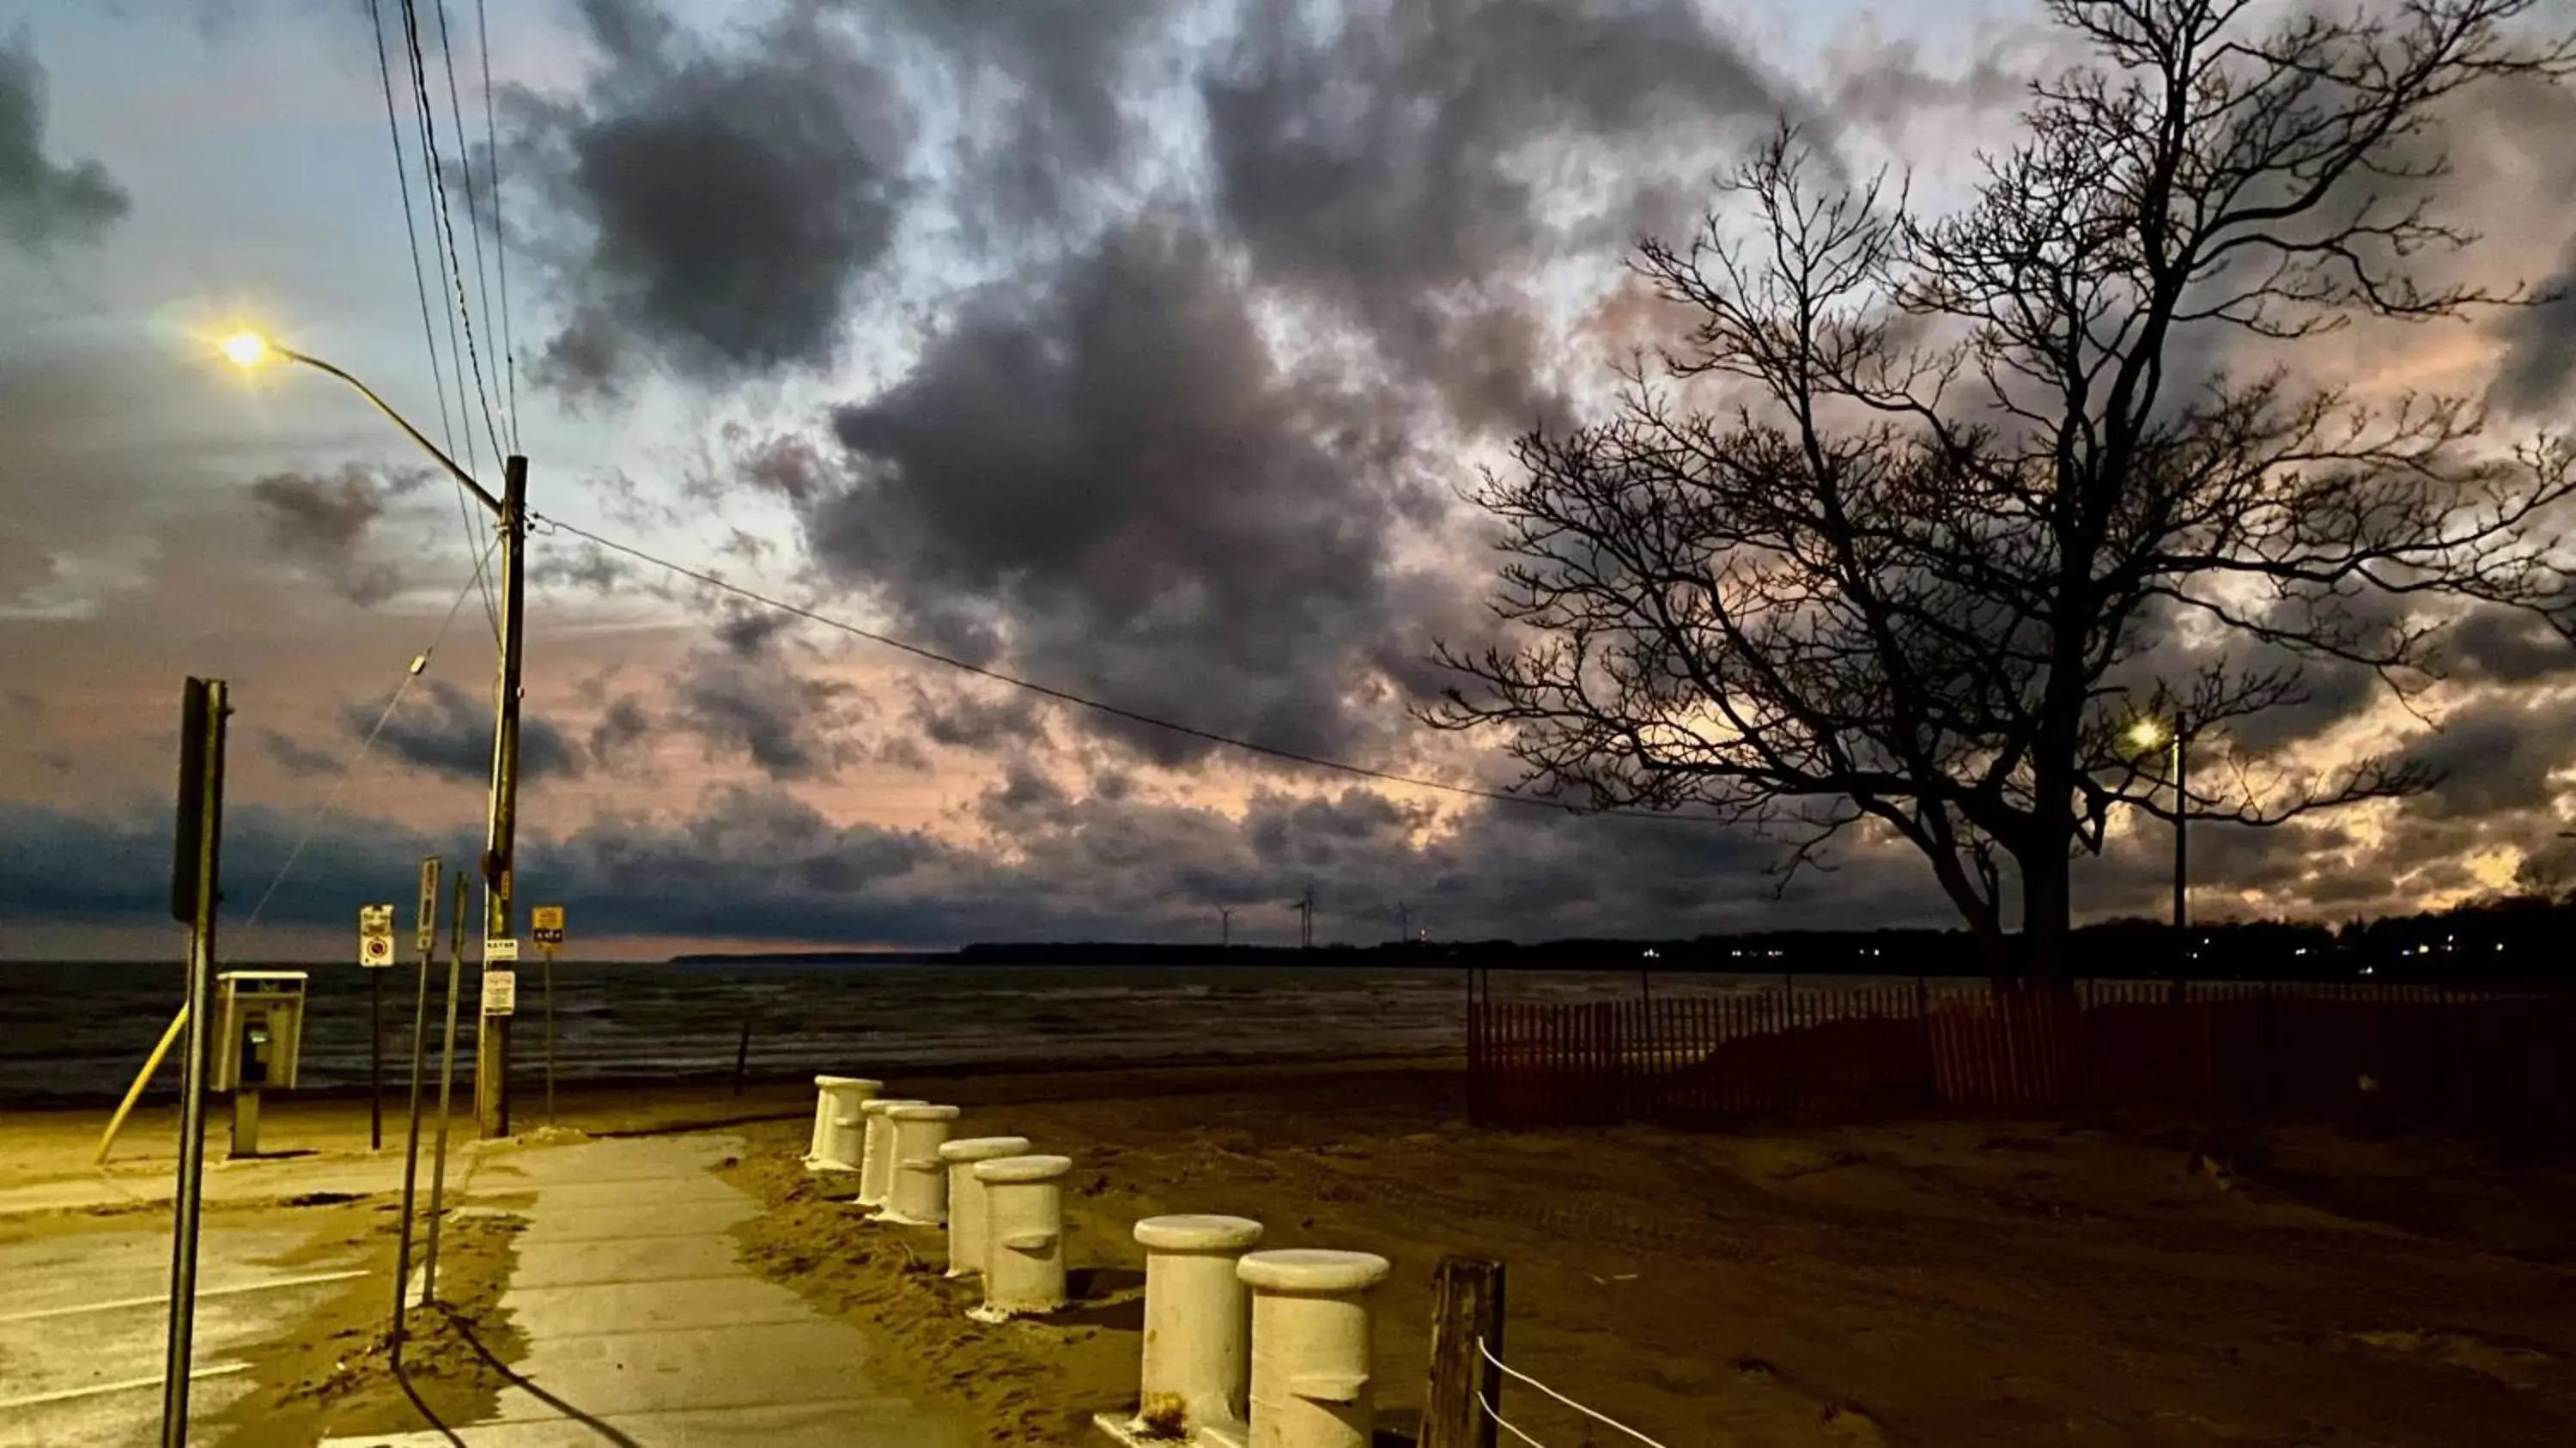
397 0 506 471
365 0 494 642
242 552 495 929
430 0 507 457
473 0 519 453
526 512 1739 827
392 0 501 638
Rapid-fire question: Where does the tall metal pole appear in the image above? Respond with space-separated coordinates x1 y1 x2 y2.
2172 718 2189 974
423 871 466 1305
391 856 439 1360
161 678 227 1448
477 454 526 1138
369 967 383 1152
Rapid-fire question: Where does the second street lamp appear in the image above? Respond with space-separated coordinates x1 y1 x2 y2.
222 331 527 1137
2129 713 2187 974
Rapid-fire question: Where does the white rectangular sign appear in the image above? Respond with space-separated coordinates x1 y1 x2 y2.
481 969 517 1016
359 903 397 968
483 936 519 964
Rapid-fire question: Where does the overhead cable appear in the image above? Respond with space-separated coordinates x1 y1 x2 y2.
528 511 1741 828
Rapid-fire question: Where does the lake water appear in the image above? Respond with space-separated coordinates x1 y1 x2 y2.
0 959 1862 1104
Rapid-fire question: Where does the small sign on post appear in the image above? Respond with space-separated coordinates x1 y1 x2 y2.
529 905 565 1129
481 969 517 1016
416 858 441 955
484 936 519 964
359 903 397 968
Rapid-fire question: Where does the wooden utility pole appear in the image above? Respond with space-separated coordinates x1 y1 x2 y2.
1422 1255 1505 1448
160 677 228 1448
476 454 527 1137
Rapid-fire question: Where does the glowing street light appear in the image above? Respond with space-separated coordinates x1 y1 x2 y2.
2129 710 2188 972
214 327 528 1135
216 329 499 514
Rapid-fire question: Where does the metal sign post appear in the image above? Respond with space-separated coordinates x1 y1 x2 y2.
532 905 565 1127
360 903 395 1151
422 871 467 1306
391 857 439 1361
161 677 228 1448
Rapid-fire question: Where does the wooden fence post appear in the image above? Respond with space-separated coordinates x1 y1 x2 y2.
1424 1255 1507 1448
1916 975 1934 1106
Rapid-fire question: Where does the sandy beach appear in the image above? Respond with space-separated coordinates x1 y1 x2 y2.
6 1060 2576 1445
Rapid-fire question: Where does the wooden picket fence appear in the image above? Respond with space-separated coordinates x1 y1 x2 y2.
1466 979 2576 1135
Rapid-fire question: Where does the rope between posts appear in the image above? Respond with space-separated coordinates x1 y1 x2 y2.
1477 1336 1674 1448
1479 1387 1552 1446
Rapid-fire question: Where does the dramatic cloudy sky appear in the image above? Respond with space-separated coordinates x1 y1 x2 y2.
4 0 2574 960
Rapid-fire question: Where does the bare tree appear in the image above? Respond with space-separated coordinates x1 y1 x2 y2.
1431 0 2576 985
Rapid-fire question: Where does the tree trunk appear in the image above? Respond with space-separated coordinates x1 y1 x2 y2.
1922 826 2014 989
1972 919 2017 991
2019 843 2072 988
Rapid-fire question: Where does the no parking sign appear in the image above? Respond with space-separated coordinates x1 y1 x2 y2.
359 903 396 968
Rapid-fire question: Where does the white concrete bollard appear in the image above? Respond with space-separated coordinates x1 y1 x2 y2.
855 1097 926 1208
1237 1249 1392 1448
1097 1214 1265 1445
937 1135 1032 1278
803 1075 880 1172
966 1153 1074 1323
872 1103 963 1226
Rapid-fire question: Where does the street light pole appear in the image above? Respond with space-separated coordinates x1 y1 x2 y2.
2172 715 2188 966
221 331 527 1139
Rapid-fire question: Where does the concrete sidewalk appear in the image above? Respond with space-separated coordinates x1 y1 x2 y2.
324 1134 956 1448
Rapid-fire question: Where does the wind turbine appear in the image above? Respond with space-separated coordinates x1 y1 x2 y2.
1296 887 1315 949
1218 906 1236 948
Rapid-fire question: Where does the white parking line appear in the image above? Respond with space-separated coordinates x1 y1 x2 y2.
0 1360 252 1412
0 1269 368 1325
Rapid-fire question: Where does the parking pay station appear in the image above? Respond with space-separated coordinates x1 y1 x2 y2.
212 970 307 1156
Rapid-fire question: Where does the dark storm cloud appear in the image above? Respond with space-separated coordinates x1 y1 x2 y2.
586 693 654 768
2489 245 2576 418
913 685 1044 752
0 34 129 252
507 0 909 395
731 431 835 506
260 728 343 776
353 678 586 783
817 217 1460 767
2464 72 2576 419
1200 0 1800 433
671 648 860 781
2396 696 2570 821
714 606 791 659
2440 605 2576 685
529 542 632 594
246 465 426 605
0 767 1953 946
871 0 1177 232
